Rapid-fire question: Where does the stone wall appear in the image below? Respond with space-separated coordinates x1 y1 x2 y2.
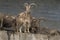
0 31 60 40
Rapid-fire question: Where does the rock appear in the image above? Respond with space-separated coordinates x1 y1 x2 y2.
0 31 60 40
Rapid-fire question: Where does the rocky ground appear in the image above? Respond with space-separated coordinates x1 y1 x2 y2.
0 31 60 40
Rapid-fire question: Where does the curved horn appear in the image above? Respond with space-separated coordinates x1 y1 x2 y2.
30 3 37 7
39 17 47 21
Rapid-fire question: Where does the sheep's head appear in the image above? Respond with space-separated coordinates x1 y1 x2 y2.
24 3 36 12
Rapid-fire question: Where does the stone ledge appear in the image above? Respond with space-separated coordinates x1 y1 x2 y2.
0 31 60 40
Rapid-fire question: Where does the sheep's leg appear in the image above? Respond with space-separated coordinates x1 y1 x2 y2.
23 23 26 33
7 31 11 40
1 18 3 27
23 26 26 33
16 23 19 34
16 28 18 34
19 25 22 33
24 26 26 33
27 23 31 33
27 27 29 33
20 27 21 33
